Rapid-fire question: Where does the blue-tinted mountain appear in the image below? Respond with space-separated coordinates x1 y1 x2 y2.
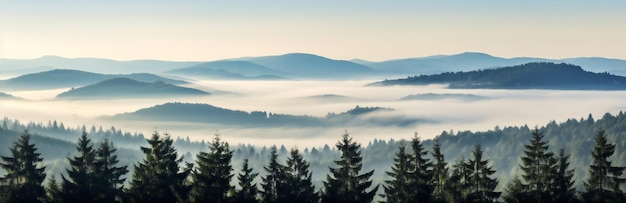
0 92 21 100
400 93 488 101
0 69 187 90
56 78 208 99
370 62 626 90
0 55 199 75
107 103 421 127
167 60 289 80
243 53 376 79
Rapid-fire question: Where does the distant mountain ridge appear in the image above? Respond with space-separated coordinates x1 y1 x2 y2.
167 60 289 80
370 62 626 90
56 78 208 99
0 69 187 90
107 102 421 127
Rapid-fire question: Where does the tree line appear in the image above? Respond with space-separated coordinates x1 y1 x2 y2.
1 126 625 203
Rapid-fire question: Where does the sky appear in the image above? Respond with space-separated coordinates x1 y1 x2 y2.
1 1 626 61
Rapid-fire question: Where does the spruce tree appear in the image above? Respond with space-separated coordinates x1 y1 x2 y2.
321 131 379 203
381 142 412 203
260 146 284 203
408 134 433 202
234 158 259 203
583 129 626 203
280 148 318 203
502 176 528 203
519 128 556 203
431 138 448 202
552 148 577 203
190 133 234 203
447 156 471 203
93 139 128 203
45 177 63 203
0 131 47 203
466 144 499 203
60 130 97 203
128 131 192 203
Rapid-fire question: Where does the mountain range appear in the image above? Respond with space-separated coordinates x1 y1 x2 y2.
370 62 626 90
56 78 209 99
0 69 186 90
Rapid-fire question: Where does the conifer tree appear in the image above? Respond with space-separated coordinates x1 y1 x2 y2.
45 177 63 203
321 131 379 203
128 131 192 203
519 128 556 203
190 133 234 203
408 134 433 202
381 142 412 203
60 130 97 203
466 144 499 203
234 158 259 203
447 156 471 203
280 148 318 203
431 138 448 202
260 146 284 203
583 129 626 203
93 139 128 203
552 148 577 203
502 176 528 203
0 131 47 203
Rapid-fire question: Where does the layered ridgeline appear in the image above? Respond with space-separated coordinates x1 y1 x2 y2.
105 103 416 127
0 69 187 90
370 62 626 90
56 78 209 99
167 60 289 80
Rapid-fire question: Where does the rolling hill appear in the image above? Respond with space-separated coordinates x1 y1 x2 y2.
56 78 208 99
106 103 419 127
369 62 626 90
243 53 376 78
167 60 288 80
0 69 187 90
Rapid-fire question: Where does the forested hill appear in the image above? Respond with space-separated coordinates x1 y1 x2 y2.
370 62 626 90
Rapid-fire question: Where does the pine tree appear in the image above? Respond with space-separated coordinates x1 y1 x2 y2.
45 177 63 203
280 148 318 203
552 148 577 203
0 131 47 203
60 130 97 203
447 156 471 203
519 128 556 203
190 133 234 203
381 142 412 203
260 146 284 203
431 138 448 202
466 144 499 203
321 130 379 203
234 158 259 203
583 129 626 203
93 139 128 203
128 131 192 203
408 134 433 202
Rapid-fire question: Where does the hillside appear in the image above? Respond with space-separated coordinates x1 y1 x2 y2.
168 60 288 80
56 78 208 99
400 93 488 101
244 53 376 78
106 103 415 127
0 69 187 90
370 62 626 90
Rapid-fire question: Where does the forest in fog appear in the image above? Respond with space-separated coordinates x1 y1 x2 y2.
1 110 625 203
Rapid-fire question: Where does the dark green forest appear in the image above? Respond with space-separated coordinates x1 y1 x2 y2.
1 110 626 202
371 62 626 90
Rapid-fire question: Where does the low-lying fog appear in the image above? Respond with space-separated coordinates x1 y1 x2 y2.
3 80 626 147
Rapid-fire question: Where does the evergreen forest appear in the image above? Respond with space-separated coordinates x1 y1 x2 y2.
1 110 626 203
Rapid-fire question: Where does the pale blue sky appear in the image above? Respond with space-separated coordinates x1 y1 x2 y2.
1 1 625 61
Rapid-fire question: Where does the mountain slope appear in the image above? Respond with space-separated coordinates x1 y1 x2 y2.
370 62 626 90
107 103 418 127
0 69 187 90
167 60 288 80
56 78 208 99
244 53 376 78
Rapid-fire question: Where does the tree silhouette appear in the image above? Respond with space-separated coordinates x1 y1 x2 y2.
190 133 234 203
0 131 47 203
583 129 626 202
260 146 284 203
280 148 318 203
466 144 499 203
321 130 379 203
128 131 192 203
431 138 448 203
93 139 128 203
60 130 97 203
519 128 556 202
381 142 412 203
234 158 259 203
